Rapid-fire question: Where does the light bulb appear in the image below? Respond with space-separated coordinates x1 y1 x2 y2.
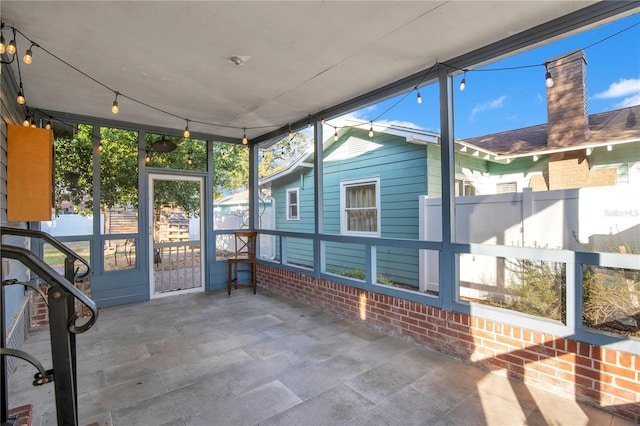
112 93 119 114
16 91 25 105
145 155 151 163
416 91 422 104
6 39 16 55
242 128 248 145
23 48 33 64
368 123 374 138
545 71 554 88
30 120 36 128
98 143 103 152
183 125 190 139
187 157 193 165
334 128 338 141
459 78 466 91
0 34 5 54
45 121 52 130
22 116 30 127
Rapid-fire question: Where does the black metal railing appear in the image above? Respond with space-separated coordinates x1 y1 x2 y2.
1 227 97 426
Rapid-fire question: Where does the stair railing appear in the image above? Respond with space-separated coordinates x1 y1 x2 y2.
1 227 98 426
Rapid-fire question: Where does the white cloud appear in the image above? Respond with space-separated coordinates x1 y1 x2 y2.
594 78 640 99
615 93 640 109
469 95 507 120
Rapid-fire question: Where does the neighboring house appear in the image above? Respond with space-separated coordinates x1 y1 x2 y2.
260 49 640 288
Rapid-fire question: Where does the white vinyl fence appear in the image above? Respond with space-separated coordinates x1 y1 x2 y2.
419 185 640 293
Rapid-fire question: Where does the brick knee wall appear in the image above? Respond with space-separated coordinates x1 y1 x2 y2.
257 264 640 422
29 280 92 329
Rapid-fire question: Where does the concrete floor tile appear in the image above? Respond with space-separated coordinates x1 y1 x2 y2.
111 375 232 425
345 353 432 404
160 348 254 391
78 372 167 419
188 380 303 426
261 383 376 425
524 395 633 426
280 352 377 401
438 391 528 426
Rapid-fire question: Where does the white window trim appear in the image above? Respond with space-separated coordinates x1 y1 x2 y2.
340 177 381 236
286 187 300 220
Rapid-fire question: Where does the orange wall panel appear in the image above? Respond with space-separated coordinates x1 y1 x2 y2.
7 124 53 222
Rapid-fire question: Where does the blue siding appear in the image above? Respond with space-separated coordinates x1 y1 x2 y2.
269 128 428 285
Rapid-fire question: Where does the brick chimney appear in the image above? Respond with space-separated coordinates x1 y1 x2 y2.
546 50 590 148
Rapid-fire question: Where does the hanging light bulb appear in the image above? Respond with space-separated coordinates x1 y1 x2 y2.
16 89 25 105
545 64 554 88
45 120 52 130
288 124 294 139
368 122 374 138
183 120 190 138
23 44 34 64
321 117 325 125
187 151 193 165
242 128 248 145
6 31 16 55
145 150 151 163
30 119 36 128
334 127 338 141
22 115 30 127
416 89 422 104
307 115 312 129
98 142 103 152
459 71 467 91
0 33 5 55
111 92 119 114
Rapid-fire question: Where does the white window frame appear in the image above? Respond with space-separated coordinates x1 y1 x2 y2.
340 177 381 236
286 187 300 220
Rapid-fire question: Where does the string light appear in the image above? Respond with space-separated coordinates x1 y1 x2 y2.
334 127 338 141
307 115 312 129
145 151 151 163
0 17 634 145
545 63 554 88
45 120 52 130
187 151 193 165
111 92 119 114
23 43 34 64
98 142 103 152
22 114 30 127
242 128 248 145
459 71 467 91
183 120 190 138
6 29 16 55
16 86 25 105
30 119 36 128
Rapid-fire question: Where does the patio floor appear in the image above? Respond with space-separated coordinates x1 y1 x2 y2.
8 289 633 426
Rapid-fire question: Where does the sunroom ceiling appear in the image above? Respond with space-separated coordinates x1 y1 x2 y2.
0 1 615 143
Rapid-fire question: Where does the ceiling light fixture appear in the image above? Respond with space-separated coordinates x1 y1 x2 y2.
152 138 177 152
111 92 119 114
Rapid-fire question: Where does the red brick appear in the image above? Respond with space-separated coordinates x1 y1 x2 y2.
614 377 640 395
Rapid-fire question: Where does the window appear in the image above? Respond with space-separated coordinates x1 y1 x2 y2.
497 182 517 194
340 178 380 235
455 179 476 196
287 188 299 220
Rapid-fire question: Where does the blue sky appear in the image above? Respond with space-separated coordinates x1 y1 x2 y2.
345 13 640 140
